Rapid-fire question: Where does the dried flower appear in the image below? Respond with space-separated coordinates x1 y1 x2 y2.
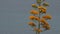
29 16 35 20
30 10 39 15
28 22 36 27
42 15 52 19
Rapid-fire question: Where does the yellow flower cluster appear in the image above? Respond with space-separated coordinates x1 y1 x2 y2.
28 0 52 33
29 16 40 21
42 24 50 30
38 6 46 13
40 18 49 25
40 18 46 24
34 28 42 32
28 22 36 27
44 22 49 25
42 15 52 19
29 16 35 20
32 4 37 8
30 10 39 15
40 18 50 30
35 17 40 22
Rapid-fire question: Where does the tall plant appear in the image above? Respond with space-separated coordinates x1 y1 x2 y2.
28 0 52 34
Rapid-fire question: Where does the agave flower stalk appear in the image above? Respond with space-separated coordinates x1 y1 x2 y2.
28 0 52 34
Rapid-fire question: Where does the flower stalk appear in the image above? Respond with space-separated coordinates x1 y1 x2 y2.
28 0 52 34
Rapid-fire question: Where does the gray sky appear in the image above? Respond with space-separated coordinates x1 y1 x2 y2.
0 0 60 34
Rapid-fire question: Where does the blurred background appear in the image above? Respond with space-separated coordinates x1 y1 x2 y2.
0 0 60 34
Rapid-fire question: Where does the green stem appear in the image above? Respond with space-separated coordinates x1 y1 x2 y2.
36 31 37 34
35 0 41 34
33 14 37 34
38 0 41 34
38 11 40 34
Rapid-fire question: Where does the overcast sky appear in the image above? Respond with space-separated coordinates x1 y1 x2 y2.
0 0 60 34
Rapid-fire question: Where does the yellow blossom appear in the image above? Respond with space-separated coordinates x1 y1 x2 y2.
44 22 49 25
38 6 47 13
30 10 39 14
38 6 46 9
42 25 47 28
38 6 44 9
40 18 46 24
32 4 36 6
46 25 50 30
41 8 46 13
42 15 52 19
40 18 49 25
29 16 35 20
35 17 40 22
42 24 50 30
32 4 37 8
28 22 36 27
34 28 42 32
37 29 42 32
